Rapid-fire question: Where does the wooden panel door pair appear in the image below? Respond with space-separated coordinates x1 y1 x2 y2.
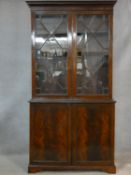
30 103 114 165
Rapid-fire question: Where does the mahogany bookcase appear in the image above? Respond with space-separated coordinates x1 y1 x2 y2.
27 0 117 173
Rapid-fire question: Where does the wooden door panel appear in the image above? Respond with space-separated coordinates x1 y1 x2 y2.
72 103 114 163
30 104 70 164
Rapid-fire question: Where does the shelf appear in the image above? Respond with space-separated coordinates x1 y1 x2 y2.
77 32 108 35
77 51 108 56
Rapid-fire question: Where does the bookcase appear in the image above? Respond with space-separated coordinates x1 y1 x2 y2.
27 1 117 173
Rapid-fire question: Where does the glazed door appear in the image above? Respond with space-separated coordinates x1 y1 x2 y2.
33 12 72 97
30 104 71 164
72 104 114 164
72 14 112 99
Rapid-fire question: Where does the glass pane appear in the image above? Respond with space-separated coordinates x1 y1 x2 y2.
35 13 68 95
76 15 109 95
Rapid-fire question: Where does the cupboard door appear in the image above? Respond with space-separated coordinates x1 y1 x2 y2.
76 15 110 96
72 103 114 163
33 13 70 96
30 104 71 164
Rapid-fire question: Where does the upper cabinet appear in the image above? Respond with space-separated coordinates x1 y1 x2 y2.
28 1 116 99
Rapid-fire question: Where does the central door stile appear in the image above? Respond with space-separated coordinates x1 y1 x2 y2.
67 13 73 97
71 103 75 164
67 13 77 97
69 103 72 164
71 14 77 97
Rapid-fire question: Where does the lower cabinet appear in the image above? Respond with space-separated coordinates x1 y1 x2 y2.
29 101 116 173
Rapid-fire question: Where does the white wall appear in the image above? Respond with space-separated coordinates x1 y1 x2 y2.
0 0 131 157
114 0 131 153
0 0 31 154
